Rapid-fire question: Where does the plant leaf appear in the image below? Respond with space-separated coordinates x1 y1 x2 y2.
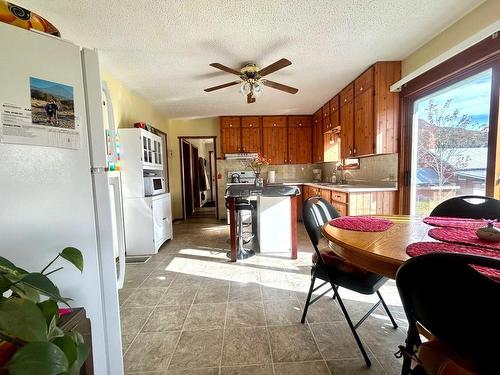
60 247 84 272
0 256 22 275
18 273 71 306
68 342 90 375
37 300 59 325
0 298 47 342
67 331 84 345
8 342 68 375
52 335 77 366
47 315 64 341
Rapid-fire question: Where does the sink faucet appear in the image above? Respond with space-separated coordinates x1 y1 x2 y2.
341 170 353 184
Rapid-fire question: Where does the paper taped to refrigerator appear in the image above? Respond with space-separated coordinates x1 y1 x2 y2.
1 102 80 149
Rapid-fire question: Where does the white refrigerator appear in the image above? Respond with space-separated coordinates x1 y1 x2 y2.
0 23 124 374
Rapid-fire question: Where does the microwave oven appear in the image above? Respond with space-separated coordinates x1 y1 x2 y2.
144 176 166 196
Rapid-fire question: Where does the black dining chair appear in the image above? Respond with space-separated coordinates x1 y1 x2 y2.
396 253 500 375
301 197 398 367
429 195 500 220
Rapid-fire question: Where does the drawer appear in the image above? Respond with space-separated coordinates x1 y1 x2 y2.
330 95 340 113
241 116 260 128
354 67 374 96
340 83 354 106
262 116 287 128
288 115 312 128
332 201 348 216
331 190 348 204
221 116 241 128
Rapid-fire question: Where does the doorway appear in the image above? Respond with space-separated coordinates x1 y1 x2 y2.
179 136 218 220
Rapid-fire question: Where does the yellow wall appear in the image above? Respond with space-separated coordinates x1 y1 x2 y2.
166 117 221 219
101 71 169 133
402 0 500 76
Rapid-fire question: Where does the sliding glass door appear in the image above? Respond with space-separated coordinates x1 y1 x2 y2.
410 70 493 215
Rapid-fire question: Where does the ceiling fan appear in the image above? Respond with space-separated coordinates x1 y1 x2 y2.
204 58 298 103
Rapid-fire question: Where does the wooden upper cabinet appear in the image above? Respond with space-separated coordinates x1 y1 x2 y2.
340 90 354 158
373 61 401 154
330 95 340 130
312 109 324 162
354 88 374 156
322 103 331 132
340 83 354 106
354 67 374 97
262 116 287 164
288 116 312 164
241 116 261 153
220 117 241 154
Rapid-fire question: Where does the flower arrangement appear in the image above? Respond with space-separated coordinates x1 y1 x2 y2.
241 154 270 174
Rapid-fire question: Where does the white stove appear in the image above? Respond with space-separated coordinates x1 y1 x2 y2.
226 170 256 185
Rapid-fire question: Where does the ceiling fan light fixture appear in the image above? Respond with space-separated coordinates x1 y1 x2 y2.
253 82 263 95
240 81 251 95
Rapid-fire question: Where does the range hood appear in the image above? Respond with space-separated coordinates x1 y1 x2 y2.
224 153 258 160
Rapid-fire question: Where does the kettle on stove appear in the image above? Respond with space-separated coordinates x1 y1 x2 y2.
230 173 241 183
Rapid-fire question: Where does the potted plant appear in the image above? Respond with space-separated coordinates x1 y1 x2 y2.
0 247 89 375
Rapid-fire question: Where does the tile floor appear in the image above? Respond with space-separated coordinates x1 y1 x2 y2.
120 218 408 375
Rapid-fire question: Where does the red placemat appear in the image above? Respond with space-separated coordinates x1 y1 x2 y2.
329 216 393 232
406 242 500 281
428 227 500 251
423 216 500 230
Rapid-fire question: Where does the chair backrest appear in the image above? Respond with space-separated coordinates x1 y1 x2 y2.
302 197 340 248
396 253 500 374
429 195 500 219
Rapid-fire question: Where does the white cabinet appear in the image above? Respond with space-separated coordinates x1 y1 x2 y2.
118 128 165 198
124 193 172 255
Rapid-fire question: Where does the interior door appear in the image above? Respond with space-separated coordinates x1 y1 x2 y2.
182 140 193 216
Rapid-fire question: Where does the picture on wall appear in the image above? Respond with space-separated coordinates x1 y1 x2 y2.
30 76 75 130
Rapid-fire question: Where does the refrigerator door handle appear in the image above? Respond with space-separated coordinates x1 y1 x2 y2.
101 80 118 164
109 175 126 289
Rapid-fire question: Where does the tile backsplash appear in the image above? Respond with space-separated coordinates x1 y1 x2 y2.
322 154 398 184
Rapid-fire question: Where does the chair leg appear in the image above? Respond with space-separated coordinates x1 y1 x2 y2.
333 287 372 367
331 284 338 300
400 325 419 375
377 290 398 329
301 274 316 324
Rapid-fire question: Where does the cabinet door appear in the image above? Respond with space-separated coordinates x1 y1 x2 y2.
331 201 348 216
322 103 330 132
262 117 287 164
262 127 287 164
241 116 261 153
320 188 331 202
220 117 241 154
354 88 374 156
288 116 312 164
323 132 340 162
312 110 323 163
340 99 354 158
152 198 167 246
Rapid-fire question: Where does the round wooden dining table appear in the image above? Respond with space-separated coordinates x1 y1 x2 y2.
322 215 433 279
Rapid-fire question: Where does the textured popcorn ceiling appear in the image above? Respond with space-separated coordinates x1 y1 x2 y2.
17 0 482 119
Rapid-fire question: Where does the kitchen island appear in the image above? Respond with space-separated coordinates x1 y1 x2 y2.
225 184 301 262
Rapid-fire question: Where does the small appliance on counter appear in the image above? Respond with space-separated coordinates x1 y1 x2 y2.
313 168 322 182
144 171 166 196
267 170 276 184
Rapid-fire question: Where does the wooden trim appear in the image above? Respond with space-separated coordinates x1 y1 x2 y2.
178 136 219 220
153 128 170 193
398 33 500 214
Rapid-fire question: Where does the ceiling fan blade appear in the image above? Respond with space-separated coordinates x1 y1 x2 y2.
258 58 292 77
204 80 241 92
247 93 256 104
209 63 241 75
262 80 298 94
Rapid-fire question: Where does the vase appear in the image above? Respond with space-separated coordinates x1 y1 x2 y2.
255 172 264 187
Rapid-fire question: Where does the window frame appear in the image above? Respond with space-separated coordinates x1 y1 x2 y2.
398 33 500 214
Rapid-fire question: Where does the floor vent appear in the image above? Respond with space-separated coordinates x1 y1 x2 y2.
125 256 151 264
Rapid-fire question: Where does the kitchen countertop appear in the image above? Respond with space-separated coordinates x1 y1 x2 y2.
225 184 301 198
270 181 398 193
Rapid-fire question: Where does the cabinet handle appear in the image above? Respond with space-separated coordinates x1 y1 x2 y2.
353 147 357 155
360 86 363 91
249 124 253 127
349 148 352 156
229 124 232 127
273 123 276 127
